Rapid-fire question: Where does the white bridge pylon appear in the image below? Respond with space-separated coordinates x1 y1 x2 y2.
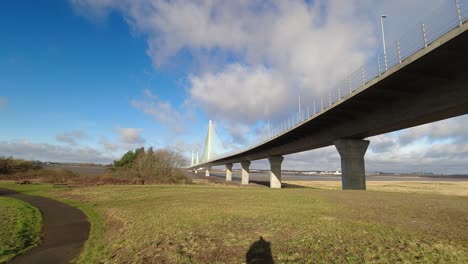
200 120 225 163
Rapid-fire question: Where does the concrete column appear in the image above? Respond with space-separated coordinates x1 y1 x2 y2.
225 163 233 182
241 160 251 185
268 156 284 188
194 168 198 174
334 139 370 190
205 166 211 177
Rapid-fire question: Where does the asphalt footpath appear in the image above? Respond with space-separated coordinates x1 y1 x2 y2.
0 187 90 264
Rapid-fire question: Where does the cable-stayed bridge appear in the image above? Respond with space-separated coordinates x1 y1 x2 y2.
189 0 468 190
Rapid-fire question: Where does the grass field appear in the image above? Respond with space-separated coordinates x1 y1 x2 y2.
0 181 467 263
0 196 42 263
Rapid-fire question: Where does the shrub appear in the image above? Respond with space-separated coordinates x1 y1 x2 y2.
0 157 42 175
113 147 144 168
111 147 189 184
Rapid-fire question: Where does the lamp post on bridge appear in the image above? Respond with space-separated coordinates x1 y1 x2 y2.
380 15 388 71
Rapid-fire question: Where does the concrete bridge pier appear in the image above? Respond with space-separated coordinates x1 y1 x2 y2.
225 163 233 182
334 139 369 190
241 160 251 185
268 156 284 188
205 166 211 177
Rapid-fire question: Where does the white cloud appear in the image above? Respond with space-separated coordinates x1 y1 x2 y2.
397 115 468 145
56 130 88 145
99 137 120 151
189 64 290 123
97 127 147 154
131 89 185 133
365 115 468 174
169 140 201 156
284 146 341 171
116 127 145 145
0 140 114 164
225 122 251 146
71 0 375 126
0 97 8 109
71 0 449 127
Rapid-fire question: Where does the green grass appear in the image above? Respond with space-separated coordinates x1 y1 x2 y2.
0 196 42 263
0 181 467 263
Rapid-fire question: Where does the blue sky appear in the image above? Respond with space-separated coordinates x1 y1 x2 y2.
1 0 467 174
1 0 207 159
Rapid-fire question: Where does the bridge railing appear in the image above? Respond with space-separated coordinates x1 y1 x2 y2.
198 0 467 166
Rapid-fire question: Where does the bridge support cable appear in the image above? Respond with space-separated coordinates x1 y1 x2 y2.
334 139 370 190
268 156 284 189
241 160 251 185
225 163 233 182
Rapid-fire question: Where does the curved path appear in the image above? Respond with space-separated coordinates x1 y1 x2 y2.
0 188 90 264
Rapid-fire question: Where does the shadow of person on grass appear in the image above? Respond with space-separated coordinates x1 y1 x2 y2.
246 236 274 264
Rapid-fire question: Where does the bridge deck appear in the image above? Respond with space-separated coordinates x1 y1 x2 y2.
197 22 468 167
